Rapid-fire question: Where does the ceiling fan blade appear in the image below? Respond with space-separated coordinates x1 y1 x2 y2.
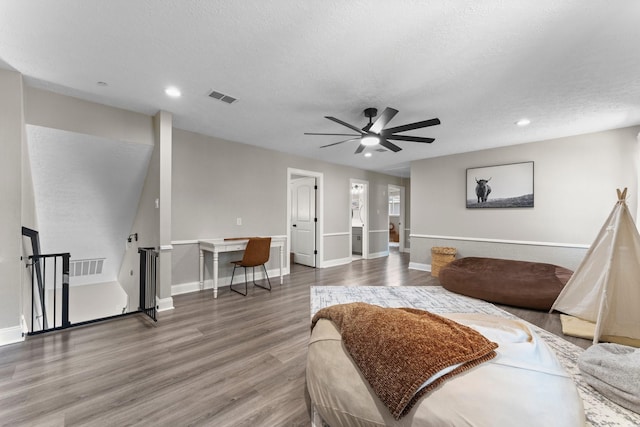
386 135 435 144
305 132 360 136
369 107 399 133
379 138 402 152
325 116 366 135
320 138 359 148
383 118 441 134
354 144 366 154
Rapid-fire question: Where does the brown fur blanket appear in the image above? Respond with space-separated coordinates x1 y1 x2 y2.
311 303 498 419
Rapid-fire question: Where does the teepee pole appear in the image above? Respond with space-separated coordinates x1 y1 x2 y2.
592 188 626 344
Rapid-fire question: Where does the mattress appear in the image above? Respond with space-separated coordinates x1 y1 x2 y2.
309 286 640 427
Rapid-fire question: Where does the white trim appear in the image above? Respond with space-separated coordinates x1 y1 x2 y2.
159 244 173 251
171 239 198 245
288 168 324 268
409 234 590 249
21 314 28 334
323 232 350 237
402 247 411 253
321 257 352 268
0 325 24 347
368 250 389 259
172 281 201 296
156 295 174 312
409 262 430 272
369 229 389 234
172 266 290 295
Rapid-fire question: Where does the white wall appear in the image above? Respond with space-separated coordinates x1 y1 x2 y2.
410 126 640 271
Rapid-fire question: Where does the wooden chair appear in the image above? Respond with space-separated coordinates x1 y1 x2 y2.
229 237 272 296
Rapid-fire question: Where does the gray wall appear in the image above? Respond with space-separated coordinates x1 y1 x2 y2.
0 69 24 335
410 126 640 271
170 128 405 288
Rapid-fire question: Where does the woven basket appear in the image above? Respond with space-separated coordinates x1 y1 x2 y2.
431 246 457 278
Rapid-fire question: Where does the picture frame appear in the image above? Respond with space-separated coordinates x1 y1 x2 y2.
466 161 534 208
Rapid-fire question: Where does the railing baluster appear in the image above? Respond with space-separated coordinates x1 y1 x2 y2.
31 261 35 332
62 254 70 328
42 259 46 329
53 257 57 328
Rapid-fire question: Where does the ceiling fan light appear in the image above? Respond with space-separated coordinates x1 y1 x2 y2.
361 135 380 146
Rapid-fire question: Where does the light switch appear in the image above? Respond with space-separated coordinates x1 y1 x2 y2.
236 217 242 226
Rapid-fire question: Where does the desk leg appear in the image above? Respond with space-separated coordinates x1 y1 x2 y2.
199 249 204 290
279 245 284 284
213 250 219 299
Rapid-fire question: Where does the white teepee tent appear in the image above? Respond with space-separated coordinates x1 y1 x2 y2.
551 188 640 344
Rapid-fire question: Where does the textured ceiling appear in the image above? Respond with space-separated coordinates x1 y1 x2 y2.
3 1 640 177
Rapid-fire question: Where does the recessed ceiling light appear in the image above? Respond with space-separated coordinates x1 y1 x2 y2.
516 118 531 126
165 86 182 98
364 152 372 158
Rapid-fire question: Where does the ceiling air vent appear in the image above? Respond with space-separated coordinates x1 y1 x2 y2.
208 90 237 104
69 258 105 277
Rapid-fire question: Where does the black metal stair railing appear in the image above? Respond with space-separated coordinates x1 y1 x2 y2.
23 227 159 335
28 252 71 334
138 247 158 322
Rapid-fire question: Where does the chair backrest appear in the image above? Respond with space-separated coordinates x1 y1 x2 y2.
241 237 271 267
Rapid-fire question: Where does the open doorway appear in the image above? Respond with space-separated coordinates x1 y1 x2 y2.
350 179 369 261
287 168 323 268
388 184 406 253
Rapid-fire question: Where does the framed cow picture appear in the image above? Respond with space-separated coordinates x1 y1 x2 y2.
466 161 534 208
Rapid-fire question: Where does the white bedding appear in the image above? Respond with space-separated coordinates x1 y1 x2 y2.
308 313 584 427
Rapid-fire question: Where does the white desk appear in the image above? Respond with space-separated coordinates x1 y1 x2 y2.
198 236 286 298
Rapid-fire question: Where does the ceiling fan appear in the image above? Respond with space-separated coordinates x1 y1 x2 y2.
305 107 440 154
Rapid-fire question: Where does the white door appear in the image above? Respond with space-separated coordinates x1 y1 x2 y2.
291 177 316 267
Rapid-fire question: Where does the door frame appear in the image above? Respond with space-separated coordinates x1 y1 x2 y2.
287 168 323 268
350 178 369 261
388 184 406 252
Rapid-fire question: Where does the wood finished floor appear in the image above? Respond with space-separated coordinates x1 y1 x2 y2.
0 249 591 426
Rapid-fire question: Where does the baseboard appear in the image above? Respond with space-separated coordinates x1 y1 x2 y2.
409 262 431 272
171 267 289 296
156 295 174 312
321 257 351 268
368 250 389 259
0 324 24 347
172 281 201 296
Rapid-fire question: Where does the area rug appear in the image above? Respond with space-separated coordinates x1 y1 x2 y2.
310 285 640 427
